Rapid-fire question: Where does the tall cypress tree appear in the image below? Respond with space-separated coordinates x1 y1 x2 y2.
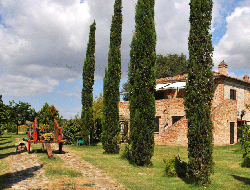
184 0 214 185
81 21 96 145
101 0 123 153
128 0 157 166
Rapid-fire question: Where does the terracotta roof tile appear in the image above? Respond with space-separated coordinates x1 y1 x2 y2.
156 71 249 85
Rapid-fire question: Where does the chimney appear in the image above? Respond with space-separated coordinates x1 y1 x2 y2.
243 75 249 82
218 60 228 76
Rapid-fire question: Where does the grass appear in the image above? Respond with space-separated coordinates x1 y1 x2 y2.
1 132 250 189
0 132 27 189
0 133 92 190
64 142 250 190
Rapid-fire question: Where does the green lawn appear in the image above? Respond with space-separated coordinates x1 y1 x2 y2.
1 133 250 189
64 142 250 190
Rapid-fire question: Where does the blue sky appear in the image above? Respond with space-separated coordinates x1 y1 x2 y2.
1 0 250 119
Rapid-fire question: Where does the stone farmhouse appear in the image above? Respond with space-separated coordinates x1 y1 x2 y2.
119 61 250 146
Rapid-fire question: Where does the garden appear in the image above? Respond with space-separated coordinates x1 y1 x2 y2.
1 128 250 189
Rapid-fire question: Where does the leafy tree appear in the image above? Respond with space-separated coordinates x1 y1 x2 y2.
81 20 96 145
101 0 123 153
63 115 82 145
184 0 214 185
6 100 37 134
92 93 103 142
37 102 61 125
0 95 8 136
156 53 187 79
128 0 157 166
93 93 103 122
121 53 187 101
120 82 129 101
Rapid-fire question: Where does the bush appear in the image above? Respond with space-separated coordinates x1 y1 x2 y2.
163 155 187 177
5 122 17 133
242 154 250 168
63 119 82 145
0 126 4 136
121 143 134 163
242 124 250 158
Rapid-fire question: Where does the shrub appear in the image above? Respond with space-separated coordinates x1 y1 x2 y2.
5 122 17 133
242 124 250 158
0 126 4 136
63 119 82 145
242 154 250 168
164 155 187 177
121 143 134 163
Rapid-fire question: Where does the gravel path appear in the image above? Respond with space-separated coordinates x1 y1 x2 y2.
56 147 125 190
9 139 49 190
8 139 125 190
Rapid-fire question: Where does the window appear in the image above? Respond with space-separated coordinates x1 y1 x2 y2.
172 116 184 125
230 89 236 100
154 116 161 133
155 92 164 100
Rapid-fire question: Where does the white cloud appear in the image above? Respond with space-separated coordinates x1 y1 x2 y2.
213 6 250 71
0 73 56 97
58 106 81 120
2 0 247 101
228 71 237 78
57 87 81 99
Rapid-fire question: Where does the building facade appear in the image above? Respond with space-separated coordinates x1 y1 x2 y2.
119 61 250 146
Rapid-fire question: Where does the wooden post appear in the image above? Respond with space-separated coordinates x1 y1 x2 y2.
59 142 63 153
28 142 31 153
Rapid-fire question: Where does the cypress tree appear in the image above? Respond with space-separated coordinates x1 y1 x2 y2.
101 0 123 153
128 0 157 166
184 0 214 185
81 21 96 145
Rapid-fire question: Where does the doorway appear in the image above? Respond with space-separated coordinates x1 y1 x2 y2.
230 122 234 144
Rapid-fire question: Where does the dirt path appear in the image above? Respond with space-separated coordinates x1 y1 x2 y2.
56 146 125 190
9 139 125 190
9 139 49 189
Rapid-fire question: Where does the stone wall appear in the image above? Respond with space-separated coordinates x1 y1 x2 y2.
244 87 250 125
158 116 188 146
118 101 130 116
212 99 237 146
224 80 245 115
154 98 185 145
212 79 224 109
118 80 250 146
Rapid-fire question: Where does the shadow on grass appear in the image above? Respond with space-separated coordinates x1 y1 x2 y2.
0 145 16 151
0 149 28 160
231 174 250 185
0 136 11 139
0 164 43 189
0 141 12 146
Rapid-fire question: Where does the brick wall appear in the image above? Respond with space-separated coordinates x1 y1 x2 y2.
118 101 130 116
159 116 188 146
118 80 250 146
223 80 245 114
212 99 237 146
155 98 186 145
244 88 250 125
212 79 224 109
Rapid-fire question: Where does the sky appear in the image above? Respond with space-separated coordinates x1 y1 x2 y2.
1 0 250 119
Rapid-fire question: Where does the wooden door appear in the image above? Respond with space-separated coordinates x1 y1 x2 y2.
230 122 234 144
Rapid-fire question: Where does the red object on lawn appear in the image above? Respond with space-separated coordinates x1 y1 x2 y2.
27 118 66 158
